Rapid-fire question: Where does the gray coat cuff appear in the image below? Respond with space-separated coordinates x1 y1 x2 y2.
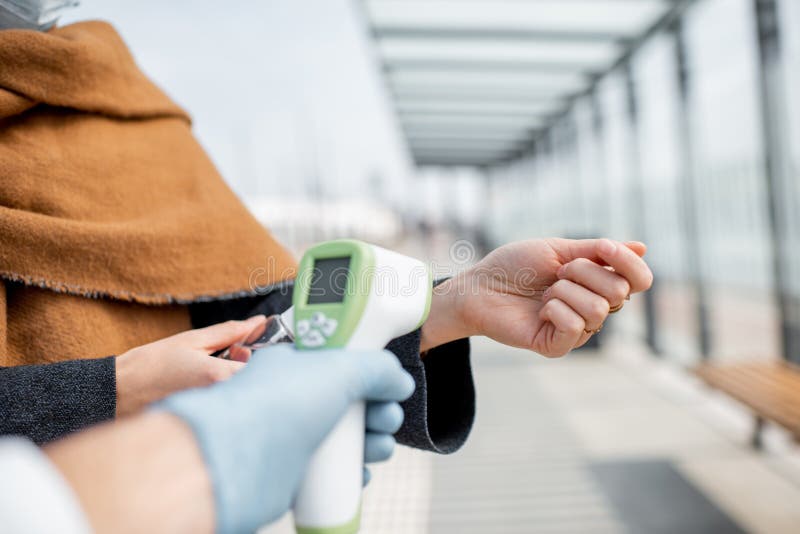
0 357 117 444
387 331 474 454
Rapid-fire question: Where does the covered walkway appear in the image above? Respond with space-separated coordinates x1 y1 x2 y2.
266 334 800 534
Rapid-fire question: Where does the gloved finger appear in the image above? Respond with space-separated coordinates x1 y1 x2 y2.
364 432 396 463
365 402 404 434
350 350 415 402
180 315 268 352
363 467 371 487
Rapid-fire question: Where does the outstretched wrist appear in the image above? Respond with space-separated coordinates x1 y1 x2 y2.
420 276 474 352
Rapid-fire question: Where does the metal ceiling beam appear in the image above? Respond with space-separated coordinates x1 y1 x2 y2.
402 124 542 136
412 146 512 156
384 60 599 75
404 127 537 144
415 160 493 168
412 154 507 161
396 99 560 112
407 135 527 145
409 140 519 151
404 124 538 134
404 133 539 146
416 161 494 168
414 153 517 167
390 78 588 97
391 85 574 100
412 157 511 166
400 114 545 126
392 88 568 102
374 26 632 45
398 108 551 120
411 152 516 165
526 0 697 153
389 71 588 87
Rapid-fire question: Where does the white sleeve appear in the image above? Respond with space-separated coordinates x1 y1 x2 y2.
0 437 92 534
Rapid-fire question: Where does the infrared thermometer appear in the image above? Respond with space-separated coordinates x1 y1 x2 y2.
291 239 432 534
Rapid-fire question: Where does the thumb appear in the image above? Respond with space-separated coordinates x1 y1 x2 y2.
184 315 268 352
624 241 647 257
554 238 647 264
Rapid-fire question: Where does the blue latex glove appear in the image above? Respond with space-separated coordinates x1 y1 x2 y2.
157 344 415 534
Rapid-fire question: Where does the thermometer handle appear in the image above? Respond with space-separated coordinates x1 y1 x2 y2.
293 402 365 534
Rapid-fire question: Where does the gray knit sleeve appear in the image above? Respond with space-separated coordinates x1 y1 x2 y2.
0 357 117 445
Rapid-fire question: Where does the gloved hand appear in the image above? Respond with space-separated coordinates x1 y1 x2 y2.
156 344 415 534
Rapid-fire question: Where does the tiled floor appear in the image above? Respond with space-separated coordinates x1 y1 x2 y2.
264 334 800 534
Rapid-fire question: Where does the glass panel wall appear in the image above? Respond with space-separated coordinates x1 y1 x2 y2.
684 0 779 361
488 0 796 363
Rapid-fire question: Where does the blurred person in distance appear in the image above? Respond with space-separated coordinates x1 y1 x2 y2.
0 0 653 531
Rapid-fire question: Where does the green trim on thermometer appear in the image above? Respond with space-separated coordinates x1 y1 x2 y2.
295 505 361 534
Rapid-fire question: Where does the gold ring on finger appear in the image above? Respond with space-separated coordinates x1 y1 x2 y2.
609 303 624 313
584 323 603 335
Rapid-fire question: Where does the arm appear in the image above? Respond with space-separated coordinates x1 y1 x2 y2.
44 412 214 534
42 345 413 534
388 239 653 453
0 317 269 444
0 358 116 444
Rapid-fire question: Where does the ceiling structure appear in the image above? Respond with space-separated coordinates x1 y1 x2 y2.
361 0 690 168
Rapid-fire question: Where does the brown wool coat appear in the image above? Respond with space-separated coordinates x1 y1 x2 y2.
0 21 296 365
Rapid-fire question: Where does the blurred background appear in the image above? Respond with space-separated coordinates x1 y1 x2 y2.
63 1 800 532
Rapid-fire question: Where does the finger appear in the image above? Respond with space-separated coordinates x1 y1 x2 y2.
226 345 253 363
624 241 647 257
538 298 585 357
363 467 371 487
366 402 405 434
543 279 609 331
183 315 268 352
558 258 631 308
365 432 396 463
549 238 647 266
573 331 594 349
350 351 416 402
594 239 653 293
205 358 245 383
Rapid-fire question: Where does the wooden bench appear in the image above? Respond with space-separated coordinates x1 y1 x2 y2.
694 361 800 449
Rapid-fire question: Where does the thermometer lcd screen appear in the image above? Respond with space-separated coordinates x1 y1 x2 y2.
308 256 351 304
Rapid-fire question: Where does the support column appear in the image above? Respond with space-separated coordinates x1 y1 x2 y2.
672 19 713 359
753 0 799 363
478 165 495 256
623 62 660 355
588 89 613 235
564 118 581 236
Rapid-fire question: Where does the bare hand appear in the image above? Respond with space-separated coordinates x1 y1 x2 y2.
115 315 267 417
421 239 652 357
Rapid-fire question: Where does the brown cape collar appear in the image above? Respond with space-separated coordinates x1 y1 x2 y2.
0 20 190 121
